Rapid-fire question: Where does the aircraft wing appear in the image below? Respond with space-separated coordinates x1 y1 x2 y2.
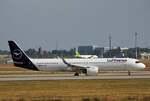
62 58 89 70
89 55 98 59
89 55 94 59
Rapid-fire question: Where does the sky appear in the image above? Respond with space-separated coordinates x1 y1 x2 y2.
0 0 150 50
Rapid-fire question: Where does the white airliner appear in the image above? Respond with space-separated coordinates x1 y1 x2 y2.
75 50 98 59
8 40 146 76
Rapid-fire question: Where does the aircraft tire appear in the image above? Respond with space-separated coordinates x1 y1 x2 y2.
74 72 79 76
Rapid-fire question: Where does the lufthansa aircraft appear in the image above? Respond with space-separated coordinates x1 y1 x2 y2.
8 40 146 76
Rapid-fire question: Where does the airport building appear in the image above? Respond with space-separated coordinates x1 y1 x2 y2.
95 47 104 52
120 47 129 51
141 52 150 60
78 46 127 54
78 46 93 53
78 45 105 53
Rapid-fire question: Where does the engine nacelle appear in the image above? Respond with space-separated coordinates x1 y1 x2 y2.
86 66 98 75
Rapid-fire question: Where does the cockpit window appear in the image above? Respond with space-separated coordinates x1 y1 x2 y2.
135 61 140 63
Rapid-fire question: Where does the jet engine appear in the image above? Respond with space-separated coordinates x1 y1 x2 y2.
85 66 98 75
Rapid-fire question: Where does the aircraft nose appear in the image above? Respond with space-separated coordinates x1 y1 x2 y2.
139 63 146 69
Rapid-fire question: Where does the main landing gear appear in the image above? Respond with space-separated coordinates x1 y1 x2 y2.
74 72 79 76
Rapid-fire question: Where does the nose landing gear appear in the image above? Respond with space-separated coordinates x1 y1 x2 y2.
128 71 131 76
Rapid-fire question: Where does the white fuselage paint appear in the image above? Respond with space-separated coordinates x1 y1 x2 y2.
31 58 146 72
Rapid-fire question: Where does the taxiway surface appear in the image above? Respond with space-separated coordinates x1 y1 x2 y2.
0 71 150 81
